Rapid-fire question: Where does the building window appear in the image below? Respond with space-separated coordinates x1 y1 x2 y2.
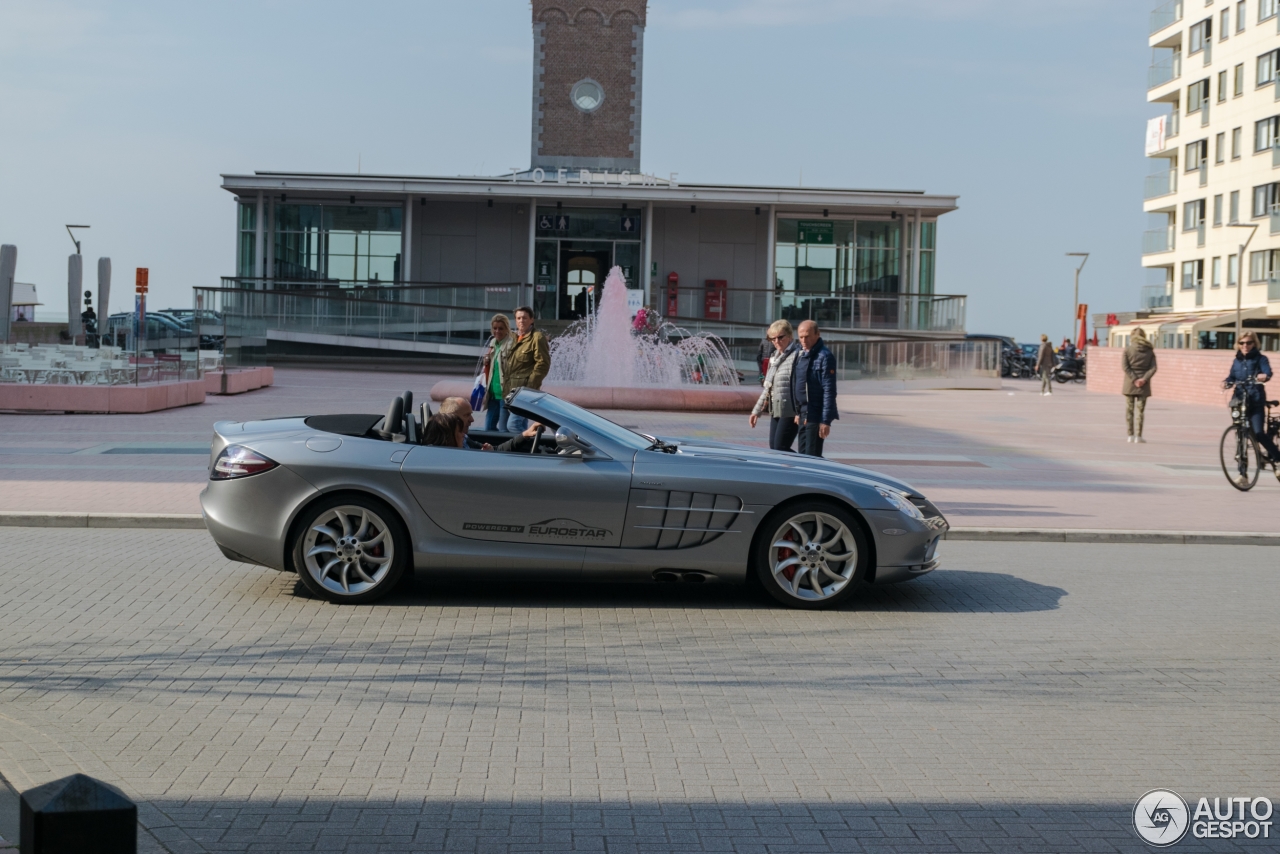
1185 139 1209 171
1212 256 1223 288
1190 18 1213 54
1218 70 1228 102
1235 63 1245 96
237 203 256 278
1221 7 1232 37
1258 49 1280 86
1214 193 1224 225
1188 79 1211 111
1182 259 1204 289
272 204 403 282
1250 248 1280 281
1256 116 1280 152
1263 0 1279 22
1238 0 1248 31
774 219 907 329
1231 189 1241 222
1183 199 1206 230
1253 183 1280 217
1216 132 1226 162
1229 253 1240 287
1232 126 1243 158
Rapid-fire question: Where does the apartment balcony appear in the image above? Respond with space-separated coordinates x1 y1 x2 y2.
1150 0 1183 35
1148 54 1182 89
1143 170 1176 199
1143 228 1175 254
1141 285 1174 312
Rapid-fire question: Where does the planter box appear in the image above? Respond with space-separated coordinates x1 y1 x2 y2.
0 379 206 413
204 367 275 395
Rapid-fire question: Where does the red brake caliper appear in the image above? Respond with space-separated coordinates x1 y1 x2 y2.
779 532 799 581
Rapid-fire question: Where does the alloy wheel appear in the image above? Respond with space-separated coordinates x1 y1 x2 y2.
767 511 859 602
302 505 395 595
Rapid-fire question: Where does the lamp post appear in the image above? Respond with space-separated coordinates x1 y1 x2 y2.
1067 252 1089 344
1227 222 1258 346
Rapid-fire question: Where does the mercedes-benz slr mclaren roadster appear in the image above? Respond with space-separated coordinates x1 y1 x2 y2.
200 389 948 609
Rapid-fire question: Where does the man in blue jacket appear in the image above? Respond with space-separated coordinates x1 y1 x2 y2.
790 319 839 457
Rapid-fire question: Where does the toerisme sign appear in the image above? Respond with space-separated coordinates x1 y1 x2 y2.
508 168 679 188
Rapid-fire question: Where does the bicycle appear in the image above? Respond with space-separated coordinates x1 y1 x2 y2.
1219 375 1280 491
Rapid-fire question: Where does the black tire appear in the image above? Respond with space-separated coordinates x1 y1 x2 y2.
751 500 871 610
289 493 410 604
1220 425 1261 492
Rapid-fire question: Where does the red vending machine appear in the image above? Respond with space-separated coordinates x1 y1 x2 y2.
666 272 679 317
704 279 727 320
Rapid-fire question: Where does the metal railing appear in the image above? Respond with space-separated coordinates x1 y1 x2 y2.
824 338 998 382
664 289 965 333
1150 0 1183 34
1148 54 1182 89
1143 228 1175 254
1144 170 1176 199
1140 285 1174 310
196 286 504 368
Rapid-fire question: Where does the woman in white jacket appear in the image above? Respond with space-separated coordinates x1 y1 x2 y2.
749 319 800 451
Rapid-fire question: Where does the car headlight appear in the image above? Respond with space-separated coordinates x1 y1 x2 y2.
876 487 925 521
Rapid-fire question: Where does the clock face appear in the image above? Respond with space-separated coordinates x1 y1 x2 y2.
570 79 604 113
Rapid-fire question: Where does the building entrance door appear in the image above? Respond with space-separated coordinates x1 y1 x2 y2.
559 246 612 320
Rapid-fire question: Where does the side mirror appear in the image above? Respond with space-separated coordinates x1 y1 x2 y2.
555 427 596 457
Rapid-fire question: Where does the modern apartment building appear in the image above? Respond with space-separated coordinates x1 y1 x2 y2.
1126 0 1280 350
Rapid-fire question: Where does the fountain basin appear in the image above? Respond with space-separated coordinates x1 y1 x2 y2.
429 380 758 412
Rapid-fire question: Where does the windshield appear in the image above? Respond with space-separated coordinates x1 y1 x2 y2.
509 390 653 451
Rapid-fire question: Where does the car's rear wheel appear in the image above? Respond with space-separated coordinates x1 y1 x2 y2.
753 501 869 609
290 495 409 604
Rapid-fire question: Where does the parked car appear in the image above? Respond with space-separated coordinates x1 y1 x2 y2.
201 389 949 610
967 334 1031 378
102 311 223 350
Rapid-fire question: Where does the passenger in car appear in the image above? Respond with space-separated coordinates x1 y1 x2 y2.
423 413 467 448
437 395 545 452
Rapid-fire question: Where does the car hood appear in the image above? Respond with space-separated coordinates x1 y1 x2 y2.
659 436 923 496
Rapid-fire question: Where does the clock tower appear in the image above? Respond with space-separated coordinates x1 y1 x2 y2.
530 1 647 174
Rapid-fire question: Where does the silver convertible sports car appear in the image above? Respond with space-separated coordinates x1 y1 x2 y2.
200 389 948 609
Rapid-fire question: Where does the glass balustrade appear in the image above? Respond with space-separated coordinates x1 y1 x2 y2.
1150 0 1183 34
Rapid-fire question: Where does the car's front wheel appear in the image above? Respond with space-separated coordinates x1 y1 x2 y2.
290 495 409 604
753 501 870 609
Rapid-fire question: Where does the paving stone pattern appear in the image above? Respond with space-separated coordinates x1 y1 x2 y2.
0 531 1276 852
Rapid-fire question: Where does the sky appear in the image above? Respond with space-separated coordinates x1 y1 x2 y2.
0 0 1151 343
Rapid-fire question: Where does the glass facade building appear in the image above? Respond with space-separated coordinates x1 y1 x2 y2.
236 203 403 284
533 206 642 320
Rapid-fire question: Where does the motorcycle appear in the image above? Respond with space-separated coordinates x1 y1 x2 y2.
1052 354 1086 383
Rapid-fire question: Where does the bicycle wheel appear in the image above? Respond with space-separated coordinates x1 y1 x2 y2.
1220 425 1261 491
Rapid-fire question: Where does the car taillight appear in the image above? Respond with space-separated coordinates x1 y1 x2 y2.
211 445 278 480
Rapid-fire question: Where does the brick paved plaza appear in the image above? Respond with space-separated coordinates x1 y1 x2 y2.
1 368 1276 531
1 530 1277 852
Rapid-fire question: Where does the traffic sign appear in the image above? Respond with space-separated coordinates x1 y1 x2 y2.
135 268 149 293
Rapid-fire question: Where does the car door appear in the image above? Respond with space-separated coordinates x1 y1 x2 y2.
400 444 633 547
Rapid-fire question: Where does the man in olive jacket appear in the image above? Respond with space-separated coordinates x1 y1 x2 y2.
1121 327 1157 443
500 306 550 431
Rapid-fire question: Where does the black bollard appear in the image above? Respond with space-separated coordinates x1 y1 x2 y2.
19 774 135 854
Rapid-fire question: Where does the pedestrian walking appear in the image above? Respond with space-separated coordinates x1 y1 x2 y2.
755 336 773 384
749 320 800 451
500 306 550 432
789 319 838 457
1121 327 1156 443
481 314 512 432
1035 334 1055 395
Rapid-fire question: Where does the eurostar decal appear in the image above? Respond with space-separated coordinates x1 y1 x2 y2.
528 518 611 540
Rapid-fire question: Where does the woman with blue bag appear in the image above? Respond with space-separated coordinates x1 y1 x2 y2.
477 314 512 432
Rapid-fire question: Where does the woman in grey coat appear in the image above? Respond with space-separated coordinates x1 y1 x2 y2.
749 319 800 451
1121 327 1157 443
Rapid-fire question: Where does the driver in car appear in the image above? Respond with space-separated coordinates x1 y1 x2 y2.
437 396 544 452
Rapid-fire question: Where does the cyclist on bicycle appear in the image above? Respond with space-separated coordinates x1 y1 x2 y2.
1223 331 1279 464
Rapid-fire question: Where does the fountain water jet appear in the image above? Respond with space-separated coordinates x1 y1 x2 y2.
546 266 739 389
431 266 759 412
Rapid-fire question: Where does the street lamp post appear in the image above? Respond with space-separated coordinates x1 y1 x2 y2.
1067 252 1089 344
1227 222 1258 346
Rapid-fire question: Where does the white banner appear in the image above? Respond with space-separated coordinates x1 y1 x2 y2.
1145 115 1168 155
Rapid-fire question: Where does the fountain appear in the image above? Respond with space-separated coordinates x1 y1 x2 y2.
431 266 760 412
